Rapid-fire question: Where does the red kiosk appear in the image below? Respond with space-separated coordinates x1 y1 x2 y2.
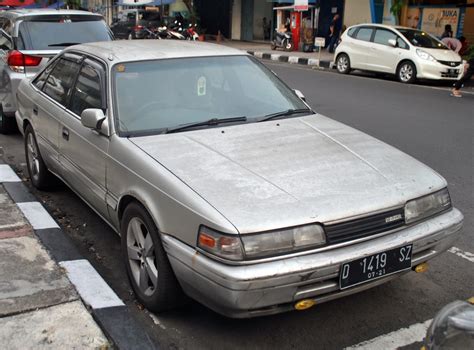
0 0 35 6
273 4 318 52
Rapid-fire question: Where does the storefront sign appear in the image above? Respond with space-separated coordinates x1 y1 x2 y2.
314 37 325 47
295 0 308 12
421 8 460 37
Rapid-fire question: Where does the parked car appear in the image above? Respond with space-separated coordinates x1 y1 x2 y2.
335 24 464 83
0 9 113 133
110 9 161 40
16 41 463 318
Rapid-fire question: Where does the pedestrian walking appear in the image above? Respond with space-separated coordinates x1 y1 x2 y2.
451 58 474 97
327 14 341 53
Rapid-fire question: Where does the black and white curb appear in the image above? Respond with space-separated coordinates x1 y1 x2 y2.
0 162 157 349
247 50 333 68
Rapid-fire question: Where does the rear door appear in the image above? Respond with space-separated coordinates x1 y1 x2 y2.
58 57 109 219
367 28 408 73
349 27 374 70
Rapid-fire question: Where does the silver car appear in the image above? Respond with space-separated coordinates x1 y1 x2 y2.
0 9 112 133
16 41 463 318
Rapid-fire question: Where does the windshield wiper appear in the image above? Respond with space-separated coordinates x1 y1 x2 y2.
165 116 247 134
48 42 82 47
259 108 313 122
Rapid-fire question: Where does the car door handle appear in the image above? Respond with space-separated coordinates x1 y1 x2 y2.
62 128 69 141
33 106 38 115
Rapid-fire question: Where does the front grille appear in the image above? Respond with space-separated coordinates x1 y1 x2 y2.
438 60 461 67
324 208 405 244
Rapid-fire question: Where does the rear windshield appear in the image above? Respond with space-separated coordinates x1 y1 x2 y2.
398 29 446 49
18 15 112 50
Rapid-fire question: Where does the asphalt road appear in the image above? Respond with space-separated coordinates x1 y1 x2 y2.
1 66 473 350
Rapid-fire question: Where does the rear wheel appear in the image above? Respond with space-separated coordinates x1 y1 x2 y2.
0 105 17 134
121 202 184 313
270 41 276 50
336 53 351 74
24 124 55 189
397 61 416 84
285 40 293 52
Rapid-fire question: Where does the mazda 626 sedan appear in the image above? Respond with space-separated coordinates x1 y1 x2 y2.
16 41 463 318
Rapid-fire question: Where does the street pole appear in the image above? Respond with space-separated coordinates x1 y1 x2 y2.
160 0 163 21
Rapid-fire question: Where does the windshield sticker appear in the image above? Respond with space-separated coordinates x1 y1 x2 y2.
197 76 206 96
116 64 126 73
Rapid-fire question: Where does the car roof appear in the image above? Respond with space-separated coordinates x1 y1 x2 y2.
67 40 247 63
349 23 420 31
1 9 101 19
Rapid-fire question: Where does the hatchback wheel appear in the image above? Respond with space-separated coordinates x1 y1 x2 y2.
336 53 351 74
397 61 416 84
24 124 55 189
0 105 16 134
122 202 184 312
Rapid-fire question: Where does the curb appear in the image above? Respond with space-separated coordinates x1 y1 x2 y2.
247 50 334 69
0 161 157 349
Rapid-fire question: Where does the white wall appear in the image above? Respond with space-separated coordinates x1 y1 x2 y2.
252 0 272 40
231 0 242 40
343 0 372 27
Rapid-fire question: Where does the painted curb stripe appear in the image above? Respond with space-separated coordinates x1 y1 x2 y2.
3 182 37 203
248 51 333 68
0 164 21 182
345 319 431 350
449 247 474 263
17 202 59 230
35 228 83 262
60 260 125 309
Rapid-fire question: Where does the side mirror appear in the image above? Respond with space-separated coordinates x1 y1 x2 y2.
294 89 306 102
388 39 397 47
81 109 109 136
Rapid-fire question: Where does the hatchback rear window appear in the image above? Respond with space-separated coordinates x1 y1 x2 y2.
18 15 112 50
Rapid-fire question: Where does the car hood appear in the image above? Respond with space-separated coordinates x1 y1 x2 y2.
420 48 461 61
131 115 446 233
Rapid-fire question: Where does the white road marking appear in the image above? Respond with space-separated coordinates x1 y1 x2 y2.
0 164 21 182
60 259 124 309
17 202 59 230
449 247 474 263
345 319 431 350
271 54 280 61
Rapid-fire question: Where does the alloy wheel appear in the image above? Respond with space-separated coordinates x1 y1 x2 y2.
399 64 413 83
26 133 41 183
337 56 349 72
127 217 158 296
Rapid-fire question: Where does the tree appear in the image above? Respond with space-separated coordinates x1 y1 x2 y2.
390 0 406 25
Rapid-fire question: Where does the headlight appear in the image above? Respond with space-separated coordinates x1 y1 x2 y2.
404 188 451 224
241 224 326 259
416 49 436 62
197 226 244 261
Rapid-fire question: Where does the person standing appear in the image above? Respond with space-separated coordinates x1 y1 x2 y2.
442 37 462 53
441 24 453 39
451 58 474 97
328 14 341 53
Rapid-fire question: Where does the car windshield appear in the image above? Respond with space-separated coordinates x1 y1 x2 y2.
18 15 112 50
398 29 447 49
113 56 309 136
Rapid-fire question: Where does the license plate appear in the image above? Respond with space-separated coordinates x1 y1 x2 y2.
448 69 459 74
340 244 413 289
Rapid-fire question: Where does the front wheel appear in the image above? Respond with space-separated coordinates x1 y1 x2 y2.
336 53 351 74
24 124 55 190
270 41 277 50
397 61 416 84
284 40 293 52
121 202 184 313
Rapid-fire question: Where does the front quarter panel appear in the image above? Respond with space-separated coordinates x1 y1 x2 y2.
106 136 238 245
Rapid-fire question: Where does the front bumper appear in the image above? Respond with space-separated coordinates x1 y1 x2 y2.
416 60 464 80
163 208 463 318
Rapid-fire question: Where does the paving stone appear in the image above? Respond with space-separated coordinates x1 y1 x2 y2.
0 300 110 349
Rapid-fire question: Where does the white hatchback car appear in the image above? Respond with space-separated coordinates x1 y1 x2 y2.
334 24 464 83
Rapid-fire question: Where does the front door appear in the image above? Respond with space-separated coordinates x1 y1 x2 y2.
58 58 109 219
366 28 405 73
350 27 374 70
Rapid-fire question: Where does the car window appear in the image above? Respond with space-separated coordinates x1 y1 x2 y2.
43 58 81 106
398 29 446 49
33 61 57 90
397 37 409 49
355 27 373 42
373 29 397 46
347 27 357 38
70 62 103 117
17 15 112 50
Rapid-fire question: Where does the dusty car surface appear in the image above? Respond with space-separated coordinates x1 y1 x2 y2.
16 41 463 318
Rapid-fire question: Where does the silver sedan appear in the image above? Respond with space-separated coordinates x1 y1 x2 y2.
16 41 463 318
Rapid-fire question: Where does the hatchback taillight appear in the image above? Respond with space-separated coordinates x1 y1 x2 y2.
133 25 144 32
7 50 42 72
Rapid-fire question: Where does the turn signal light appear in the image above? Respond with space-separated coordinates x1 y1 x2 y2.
198 233 215 248
414 262 429 273
295 299 316 311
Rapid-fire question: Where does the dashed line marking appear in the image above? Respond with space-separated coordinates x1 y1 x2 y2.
345 319 431 350
60 259 124 309
0 164 21 182
448 247 474 263
17 202 59 230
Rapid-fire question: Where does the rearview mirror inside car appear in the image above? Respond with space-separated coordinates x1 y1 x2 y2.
388 39 397 47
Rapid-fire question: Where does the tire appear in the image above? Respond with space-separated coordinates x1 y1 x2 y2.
121 202 184 313
128 32 134 40
0 105 17 134
270 41 276 50
285 40 293 52
24 124 55 190
397 61 416 84
336 53 351 74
